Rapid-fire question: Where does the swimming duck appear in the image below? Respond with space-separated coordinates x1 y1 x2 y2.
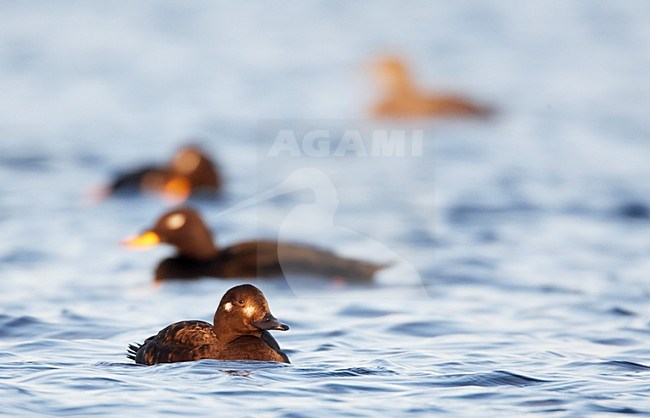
127 284 290 364
105 146 221 203
372 56 492 118
123 207 385 282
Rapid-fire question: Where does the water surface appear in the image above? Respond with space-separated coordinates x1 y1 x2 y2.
1 1 650 416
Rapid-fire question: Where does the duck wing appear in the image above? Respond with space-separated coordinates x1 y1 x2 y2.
111 165 167 193
222 241 385 282
127 320 217 365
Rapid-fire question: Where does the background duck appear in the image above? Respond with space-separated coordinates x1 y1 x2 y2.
123 207 386 282
371 56 493 118
127 284 289 365
103 145 221 203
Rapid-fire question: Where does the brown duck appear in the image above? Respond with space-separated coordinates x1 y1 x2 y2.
106 146 221 203
127 284 290 364
372 56 493 118
124 207 385 282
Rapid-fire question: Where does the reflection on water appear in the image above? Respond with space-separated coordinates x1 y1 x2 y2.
1 1 650 416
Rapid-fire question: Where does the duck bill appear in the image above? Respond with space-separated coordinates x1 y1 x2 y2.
251 313 289 331
162 176 191 204
122 231 161 249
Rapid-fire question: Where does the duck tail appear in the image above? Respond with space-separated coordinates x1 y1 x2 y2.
328 257 391 283
126 343 142 361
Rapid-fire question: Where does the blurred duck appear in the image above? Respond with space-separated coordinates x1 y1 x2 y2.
127 284 290 364
371 56 493 118
123 207 385 282
103 146 221 203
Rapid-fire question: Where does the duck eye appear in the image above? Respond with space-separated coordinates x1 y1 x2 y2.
237 299 245 305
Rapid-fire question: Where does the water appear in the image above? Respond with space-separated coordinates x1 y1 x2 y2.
1 1 650 416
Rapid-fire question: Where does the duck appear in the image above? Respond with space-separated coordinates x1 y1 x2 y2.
371 56 493 119
123 207 386 282
127 284 290 364
104 145 221 203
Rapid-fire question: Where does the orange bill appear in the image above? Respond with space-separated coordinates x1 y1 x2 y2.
123 231 160 249
162 175 191 204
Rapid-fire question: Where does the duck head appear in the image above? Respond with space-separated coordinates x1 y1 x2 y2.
170 146 220 192
123 207 218 260
373 56 413 94
149 146 220 203
214 284 289 342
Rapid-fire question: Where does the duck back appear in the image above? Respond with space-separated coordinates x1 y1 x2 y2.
128 320 217 365
154 241 385 282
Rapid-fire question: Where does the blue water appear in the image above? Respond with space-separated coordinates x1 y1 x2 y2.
2 1 650 416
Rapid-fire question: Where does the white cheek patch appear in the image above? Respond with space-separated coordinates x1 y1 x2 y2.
166 213 186 230
224 302 233 312
243 305 255 317
175 151 201 174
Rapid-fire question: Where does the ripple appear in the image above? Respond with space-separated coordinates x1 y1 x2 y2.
518 398 567 407
0 154 52 171
0 315 47 338
428 371 549 388
387 320 466 337
591 338 638 346
298 367 397 378
614 202 650 220
337 306 395 318
0 249 51 265
589 403 644 415
600 361 650 371
314 382 399 394
0 314 121 340
608 307 637 317
447 203 539 224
